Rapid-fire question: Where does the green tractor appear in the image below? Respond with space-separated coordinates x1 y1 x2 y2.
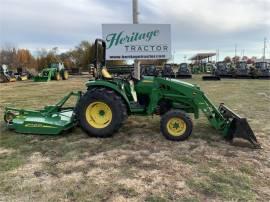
33 63 69 82
4 39 260 148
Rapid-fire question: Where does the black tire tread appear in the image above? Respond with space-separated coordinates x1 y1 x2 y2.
77 87 127 137
160 110 193 141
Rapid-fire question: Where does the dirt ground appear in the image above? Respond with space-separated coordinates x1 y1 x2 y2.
0 75 269 202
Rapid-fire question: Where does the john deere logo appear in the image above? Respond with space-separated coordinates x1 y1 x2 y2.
106 30 160 49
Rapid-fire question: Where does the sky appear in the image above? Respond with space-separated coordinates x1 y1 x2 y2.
0 0 269 62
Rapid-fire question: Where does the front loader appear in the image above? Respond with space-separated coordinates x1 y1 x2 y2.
4 39 260 148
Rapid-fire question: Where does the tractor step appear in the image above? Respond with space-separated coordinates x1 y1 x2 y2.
130 102 145 113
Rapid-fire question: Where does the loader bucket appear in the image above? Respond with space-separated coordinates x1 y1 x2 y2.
202 75 220 80
219 104 261 148
33 76 50 82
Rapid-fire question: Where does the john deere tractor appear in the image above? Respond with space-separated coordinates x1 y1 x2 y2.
162 64 175 78
250 62 270 79
214 62 235 78
176 63 192 79
4 39 260 148
34 63 69 82
235 61 251 78
141 64 160 77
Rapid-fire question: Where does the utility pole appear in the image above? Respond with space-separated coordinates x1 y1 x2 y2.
263 37 266 62
234 44 237 64
216 49 219 62
133 0 139 24
133 0 140 80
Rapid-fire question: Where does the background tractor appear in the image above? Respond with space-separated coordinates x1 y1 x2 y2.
141 64 160 77
235 61 251 78
214 62 235 78
4 39 260 148
33 63 69 82
0 64 17 83
250 62 270 79
14 67 32 81
176 63 192 78
161 64 175 78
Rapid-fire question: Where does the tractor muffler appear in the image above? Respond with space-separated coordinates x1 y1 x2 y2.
219 104 261 148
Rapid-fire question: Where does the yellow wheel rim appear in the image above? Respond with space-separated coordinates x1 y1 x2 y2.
85 102 112 128
56 74 60 80
166 118 186 136
64 71 68 79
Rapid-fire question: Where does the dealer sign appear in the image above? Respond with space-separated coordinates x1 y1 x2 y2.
102 24 171 60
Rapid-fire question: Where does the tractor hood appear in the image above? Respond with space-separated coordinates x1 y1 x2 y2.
169 78 199 88
156 77 201 91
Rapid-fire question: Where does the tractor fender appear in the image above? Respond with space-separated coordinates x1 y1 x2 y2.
85 80 131 112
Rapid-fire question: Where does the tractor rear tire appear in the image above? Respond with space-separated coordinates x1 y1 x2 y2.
55 72 61 81
62 70 69 80
77 88 127 138
160 110 193 141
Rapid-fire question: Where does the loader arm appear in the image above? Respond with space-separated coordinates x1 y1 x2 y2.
154 77 260 148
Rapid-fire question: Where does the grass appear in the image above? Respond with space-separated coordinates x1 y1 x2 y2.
187 169 255 201
0 75 269 201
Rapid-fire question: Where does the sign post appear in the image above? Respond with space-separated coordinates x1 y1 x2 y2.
133 0 140 80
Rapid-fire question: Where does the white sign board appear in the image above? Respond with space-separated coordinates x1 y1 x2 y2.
102 24 171 60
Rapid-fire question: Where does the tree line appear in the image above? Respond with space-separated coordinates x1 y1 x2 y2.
0 41 126 72
0 40 260 72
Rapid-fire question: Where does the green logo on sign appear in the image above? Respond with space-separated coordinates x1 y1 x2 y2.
106 30 160 49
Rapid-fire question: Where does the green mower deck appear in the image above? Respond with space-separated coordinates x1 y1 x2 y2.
4 92 81 135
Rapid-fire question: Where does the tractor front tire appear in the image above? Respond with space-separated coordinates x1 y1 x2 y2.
77 88 127 138
160 110 193 141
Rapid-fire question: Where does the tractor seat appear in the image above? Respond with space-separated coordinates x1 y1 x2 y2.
101 68 112 79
